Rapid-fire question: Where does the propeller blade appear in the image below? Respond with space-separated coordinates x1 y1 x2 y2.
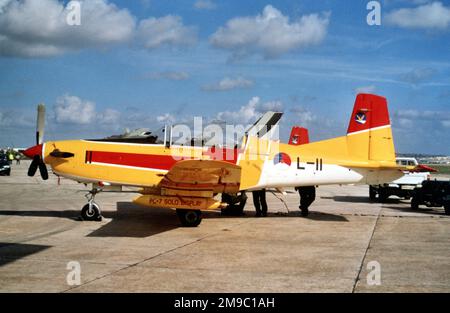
38 161 49 180
36 103 46 145
28 156 39 177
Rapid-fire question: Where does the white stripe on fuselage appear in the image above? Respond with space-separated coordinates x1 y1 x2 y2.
89 161 169 173
253 159 402 190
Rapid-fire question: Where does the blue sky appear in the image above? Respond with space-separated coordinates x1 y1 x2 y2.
0 0 449 154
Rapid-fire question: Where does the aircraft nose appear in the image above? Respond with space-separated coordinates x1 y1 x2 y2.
23 144 43 159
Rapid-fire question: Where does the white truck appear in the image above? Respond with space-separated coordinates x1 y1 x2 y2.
369 157 431 202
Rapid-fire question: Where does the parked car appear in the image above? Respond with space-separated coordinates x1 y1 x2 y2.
0 155 11 176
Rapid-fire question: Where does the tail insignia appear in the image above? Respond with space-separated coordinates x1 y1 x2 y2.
355 112 367 125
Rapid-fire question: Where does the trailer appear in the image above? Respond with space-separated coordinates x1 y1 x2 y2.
411 180 450 215
370 158 430 202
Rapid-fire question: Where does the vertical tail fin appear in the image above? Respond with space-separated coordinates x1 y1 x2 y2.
289 126 309 145
346 94 396 162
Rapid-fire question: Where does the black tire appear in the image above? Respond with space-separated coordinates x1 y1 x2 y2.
369 186 376 201
378 188 388 203
221 192 247 216
411 196 419 211
444 204 450 216
81 203 102 221
6 170 10 176
177 209 202 227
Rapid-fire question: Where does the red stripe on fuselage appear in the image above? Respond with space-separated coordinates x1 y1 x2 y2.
203 147 240 164
90 151 178 170
87 148 240 171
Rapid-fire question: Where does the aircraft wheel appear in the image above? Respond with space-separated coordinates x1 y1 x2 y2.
177 209 202 227
81 203 102 221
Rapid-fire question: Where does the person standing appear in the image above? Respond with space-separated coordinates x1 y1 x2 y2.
296 186 316 217
15 154 20 165
7 151 14 165
252 189 268 217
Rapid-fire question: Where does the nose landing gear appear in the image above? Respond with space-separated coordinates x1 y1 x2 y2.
81 188 102 221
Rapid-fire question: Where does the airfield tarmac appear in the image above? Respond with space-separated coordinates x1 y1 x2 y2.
0 160 449 293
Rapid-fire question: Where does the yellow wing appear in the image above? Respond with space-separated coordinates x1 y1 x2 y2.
158 160 241 198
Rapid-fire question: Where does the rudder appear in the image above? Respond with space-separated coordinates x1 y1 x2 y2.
289 126 309 145
346 94 396 162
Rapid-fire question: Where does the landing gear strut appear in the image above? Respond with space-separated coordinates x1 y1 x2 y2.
176 209 202 227
81 188 102 221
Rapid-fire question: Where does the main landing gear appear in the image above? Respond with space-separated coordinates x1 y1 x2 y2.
221 192 247 216
176 209 202 227
80 188 102 221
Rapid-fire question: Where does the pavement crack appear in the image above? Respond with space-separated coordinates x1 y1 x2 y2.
351 209 381 293
61 218 253 293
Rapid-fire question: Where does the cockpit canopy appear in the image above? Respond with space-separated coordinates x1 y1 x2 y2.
89 111 283 148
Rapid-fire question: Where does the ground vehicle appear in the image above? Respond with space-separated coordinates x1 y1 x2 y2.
370 158 430 202
411 180 450 215
0 155 11 176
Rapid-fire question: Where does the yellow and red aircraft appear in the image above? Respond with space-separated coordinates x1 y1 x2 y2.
23 94 404 226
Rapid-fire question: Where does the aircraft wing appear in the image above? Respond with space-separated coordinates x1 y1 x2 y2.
158 160 241 198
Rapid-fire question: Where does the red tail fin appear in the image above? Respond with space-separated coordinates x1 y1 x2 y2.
289 127 309 145
347 94 390 134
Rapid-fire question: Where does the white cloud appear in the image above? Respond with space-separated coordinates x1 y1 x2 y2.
54 94 120 125
137 15 197 50
54 95 96 124
0 0 199 57
210 5 330 59
157 113 176 123
385 2 450 29
194 0 216 10
397 118 414 128
97 108 121 124
216 97 283 124
0 0 136 57
354 85 376 94
142 71 190 80
0 109 33 127
393 109 450 129
259 100 283 112
202 77 254 91
290 107 316 127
